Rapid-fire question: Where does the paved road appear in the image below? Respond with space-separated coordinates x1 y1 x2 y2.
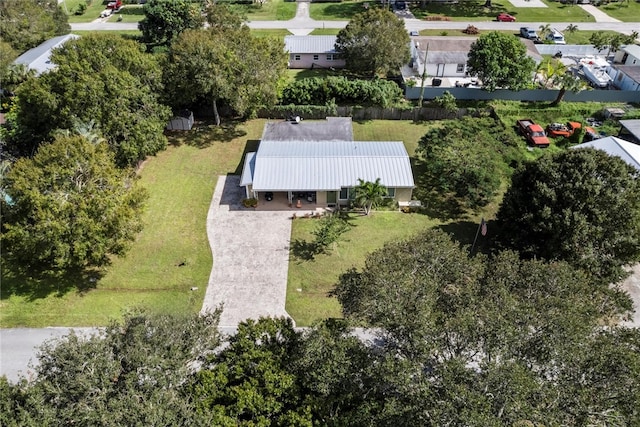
201 176 293 327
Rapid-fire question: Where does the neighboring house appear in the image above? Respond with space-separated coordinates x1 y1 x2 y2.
406 36 542 87
613 44 640 66
240 117 415 207
573 136 640 171
618 119 640 144
284 35 345 69
608 65 640 91
13 34 79 75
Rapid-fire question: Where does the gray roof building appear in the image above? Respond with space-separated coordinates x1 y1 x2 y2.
241 118 414 199
573 136 640 171
13 34 79 75
284 35 338 55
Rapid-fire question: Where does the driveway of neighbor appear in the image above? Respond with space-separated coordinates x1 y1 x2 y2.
201 175 293 327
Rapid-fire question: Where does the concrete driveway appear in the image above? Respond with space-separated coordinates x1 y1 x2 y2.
201 176 293 327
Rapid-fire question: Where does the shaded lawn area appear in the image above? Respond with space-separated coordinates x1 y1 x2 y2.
411 0 595 22
287 68 344 81
0 120 266 327
599 0 640 22
240 0 297 20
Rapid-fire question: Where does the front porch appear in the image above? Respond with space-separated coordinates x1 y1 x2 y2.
253 191 328 212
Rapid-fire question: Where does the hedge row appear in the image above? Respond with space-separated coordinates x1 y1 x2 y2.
280 77 404 108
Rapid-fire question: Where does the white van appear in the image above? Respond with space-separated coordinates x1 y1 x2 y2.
546 29 566 45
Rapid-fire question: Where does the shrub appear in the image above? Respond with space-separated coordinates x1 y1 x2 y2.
242 198 258 208
463 25 479 35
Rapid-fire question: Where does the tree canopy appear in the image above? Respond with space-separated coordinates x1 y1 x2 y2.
139 0 204 49
1 135 147 272
4 34 170 166
466 31 536 91
164 28 287 125
335 8 410 77
416 116 519 214
496 148 640 283
0 0 69 52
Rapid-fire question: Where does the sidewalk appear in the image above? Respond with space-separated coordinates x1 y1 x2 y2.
579 4 621 22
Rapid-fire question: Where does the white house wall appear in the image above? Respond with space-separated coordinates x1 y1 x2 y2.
288 53 345 69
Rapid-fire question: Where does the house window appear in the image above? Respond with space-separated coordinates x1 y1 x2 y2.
294 55 300 61
326 54 335 61
339 187 355 200
385 187 396 198
456 64 465 73
313 54 319 60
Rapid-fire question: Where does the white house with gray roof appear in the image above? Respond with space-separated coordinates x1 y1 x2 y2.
240 117 414 207
284 35 345 69
13 34 79 75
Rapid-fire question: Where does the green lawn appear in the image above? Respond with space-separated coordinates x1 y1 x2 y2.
309 28 342 35
241 0 297 21
287 213 440 325
251 29 292 38
66 0 111 23
106 6 145 23
411 0 595 22
309 1 377 20
0 120 266 327
598 0 640 22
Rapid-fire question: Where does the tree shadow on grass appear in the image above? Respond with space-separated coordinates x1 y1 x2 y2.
411 157 467 220
290 239 318 262
436 219 495 256
0 262 103 302
167 120 247 149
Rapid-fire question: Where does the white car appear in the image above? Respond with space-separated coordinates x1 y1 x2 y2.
546 29 566 45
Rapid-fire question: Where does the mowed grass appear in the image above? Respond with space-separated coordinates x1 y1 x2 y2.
66 0 111 23
251 29 292 39
0 120 266 327
411 0 595 22
599 0 640 22
309 1 376 20
287 213 440 325
241 0 297 21
106 6 145 23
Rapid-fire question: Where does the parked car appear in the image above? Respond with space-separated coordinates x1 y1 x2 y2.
517 119 550 147
546 122 582 138
519 27 539 40
546 29 566 44
497 13 516 22
409 30 419 36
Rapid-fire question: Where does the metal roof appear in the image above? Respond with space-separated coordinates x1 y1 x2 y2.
573 136 640 171
284 35 338 54
261 117 353 142
251 140 415 191
13 34 79 75
622 44 640 60
240 152 256 186
620 119 640 140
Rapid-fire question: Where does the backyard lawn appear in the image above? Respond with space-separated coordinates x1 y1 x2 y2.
241 0 297 21
0 120 266 327
598 0 640 22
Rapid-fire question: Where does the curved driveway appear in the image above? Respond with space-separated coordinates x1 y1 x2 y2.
201 176 293 327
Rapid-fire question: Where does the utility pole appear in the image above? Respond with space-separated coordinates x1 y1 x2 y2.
417 42 429 107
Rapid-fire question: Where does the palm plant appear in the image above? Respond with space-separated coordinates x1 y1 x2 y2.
354 178 388 216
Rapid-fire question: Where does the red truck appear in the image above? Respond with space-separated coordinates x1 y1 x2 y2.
517 119 550 148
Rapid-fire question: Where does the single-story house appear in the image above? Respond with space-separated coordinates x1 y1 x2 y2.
240 117 415 207
406 36 542 86
284 35 345 69
573 136 640 171
618 119 640 144
608 65 640 91
613 44 640 66
13 34 79 75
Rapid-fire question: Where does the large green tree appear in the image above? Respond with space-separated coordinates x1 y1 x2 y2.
466 31 536 91
164 28 287 125
0 0 69 52
4 34 170 166
496 148 640 283
139 0 204 49
335 8 410 77
1 311 222 426
1 135 147 272
417 117 508 211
